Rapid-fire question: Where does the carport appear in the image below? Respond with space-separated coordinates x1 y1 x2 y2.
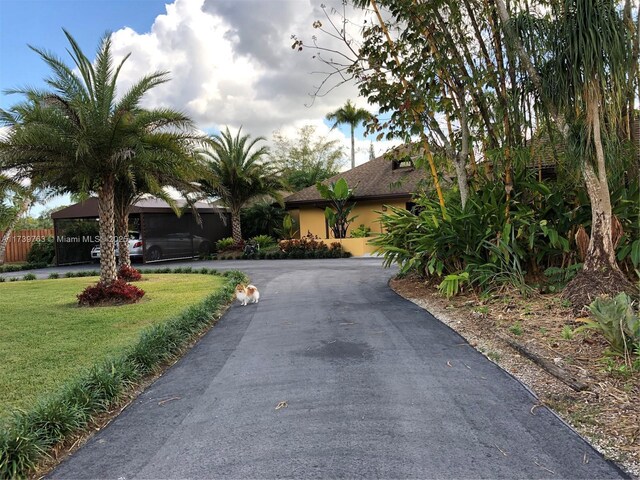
51 198 231 265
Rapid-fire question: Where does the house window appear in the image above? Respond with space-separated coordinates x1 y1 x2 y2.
392 158 414 170
406 202 423 215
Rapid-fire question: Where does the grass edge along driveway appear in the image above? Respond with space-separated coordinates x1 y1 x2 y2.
0 269 246 479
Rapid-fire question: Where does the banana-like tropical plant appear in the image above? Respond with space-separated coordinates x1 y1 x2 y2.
316 178 358 239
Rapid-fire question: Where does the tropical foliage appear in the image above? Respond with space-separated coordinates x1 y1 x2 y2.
240 201 287 239
316 178 358 239
578 293 640 363
270 125 345 191
0 30 198 289
295 0 639 307
371 163 638 296
200 127 282 245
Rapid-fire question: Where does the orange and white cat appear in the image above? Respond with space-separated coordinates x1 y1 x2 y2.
235 283 260 306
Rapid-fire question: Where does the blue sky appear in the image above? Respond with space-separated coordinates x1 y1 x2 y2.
1 0 394 215
1 0 170 110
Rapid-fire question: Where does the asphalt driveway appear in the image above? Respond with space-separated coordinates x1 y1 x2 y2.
44 258 625 479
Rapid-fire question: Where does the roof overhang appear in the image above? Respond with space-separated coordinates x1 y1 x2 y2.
52 197 228 220
285 192 413 208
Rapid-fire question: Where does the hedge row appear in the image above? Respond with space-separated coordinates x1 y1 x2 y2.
0 262 48 274
0 269 247 479
0 266 229 283
217 250 353 260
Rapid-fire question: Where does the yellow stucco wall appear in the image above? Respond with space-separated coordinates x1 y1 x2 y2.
298 206 327 238
294 199 408 256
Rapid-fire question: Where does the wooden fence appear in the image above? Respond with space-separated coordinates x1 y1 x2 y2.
1 228 54 264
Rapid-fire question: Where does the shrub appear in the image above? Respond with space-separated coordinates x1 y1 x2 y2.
215 237 235 252
240 202 287 239
279 232 329 254
26 238 55 265
77 279 145 307
576 293 640 358
350 224 371 238
117 264 142 282
250 235 276 249
48 273 59 279
0 264 25 273
371 174 574 294
23 273 37 281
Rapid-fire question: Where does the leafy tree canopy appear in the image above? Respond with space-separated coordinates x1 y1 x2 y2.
270 125 345 191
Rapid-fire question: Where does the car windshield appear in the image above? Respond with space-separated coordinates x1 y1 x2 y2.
128 232 140 240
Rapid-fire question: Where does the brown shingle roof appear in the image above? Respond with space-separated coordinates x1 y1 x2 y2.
52 197 227 219
284 153 430 206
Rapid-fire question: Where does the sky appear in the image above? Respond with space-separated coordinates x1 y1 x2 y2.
0 0 400 214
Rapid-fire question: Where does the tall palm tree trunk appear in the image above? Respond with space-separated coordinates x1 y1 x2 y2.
97 176 118 284
581 97 618 272
115 203 131 268
562 90 636 309
231 210 243 246
0 196 32 265
350 124 356 169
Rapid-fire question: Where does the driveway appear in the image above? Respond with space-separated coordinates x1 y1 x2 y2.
46 258 625 479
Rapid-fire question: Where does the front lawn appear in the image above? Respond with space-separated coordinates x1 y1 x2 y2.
0 274 224 419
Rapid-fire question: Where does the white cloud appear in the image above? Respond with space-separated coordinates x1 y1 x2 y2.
108 0 382 162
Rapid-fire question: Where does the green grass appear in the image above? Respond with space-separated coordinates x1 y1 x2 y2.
0 274 223 420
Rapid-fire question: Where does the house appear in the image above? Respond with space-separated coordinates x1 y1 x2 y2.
51 197 231 265
284 151 432 256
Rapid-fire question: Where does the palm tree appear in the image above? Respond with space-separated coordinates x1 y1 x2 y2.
0 175 33 265
499 0 635 304
0 30 193 284
113 113 205 267
547 0 634 303
200 127 282 245
326 100 371 169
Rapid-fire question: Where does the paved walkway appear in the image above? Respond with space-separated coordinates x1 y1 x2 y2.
43 259 625 478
